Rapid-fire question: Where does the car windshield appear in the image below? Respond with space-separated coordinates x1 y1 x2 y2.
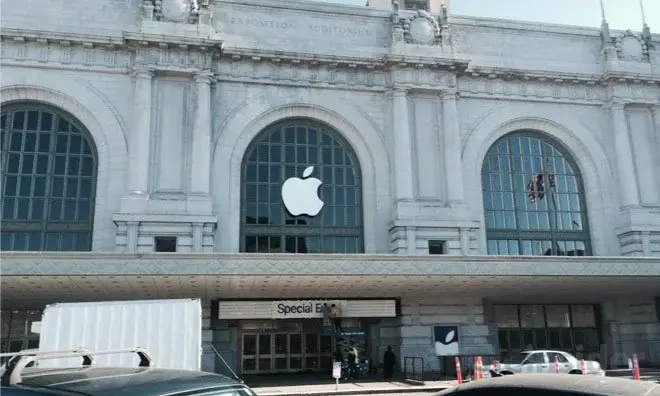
501 352 530 364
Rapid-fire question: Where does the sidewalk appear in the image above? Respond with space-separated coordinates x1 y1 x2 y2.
606 368 660 382
252 380 454 396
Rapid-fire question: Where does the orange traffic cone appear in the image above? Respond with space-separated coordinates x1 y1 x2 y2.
455 356 462 384
632 354 640 381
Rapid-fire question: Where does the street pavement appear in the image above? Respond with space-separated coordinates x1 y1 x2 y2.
339 394 438 396
250 373 659 396
247 367 660 396
252 380 452 396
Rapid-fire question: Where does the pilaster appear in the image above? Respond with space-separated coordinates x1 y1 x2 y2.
653 105 660 135
391 88 414 203
190 71 213 196
608 100 639 208
441 91 464 206
125 68 154 208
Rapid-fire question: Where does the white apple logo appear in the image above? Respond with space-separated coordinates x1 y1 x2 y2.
281 166 324 217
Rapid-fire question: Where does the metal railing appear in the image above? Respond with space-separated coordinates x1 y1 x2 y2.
403 356 425 383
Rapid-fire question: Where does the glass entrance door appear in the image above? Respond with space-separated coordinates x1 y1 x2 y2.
273 333 304 372
241 333 257 374
241 331 335 374
241 333 272 374
258 333 272 373
289 333 302 371
304 333 319 370
273 333 288 372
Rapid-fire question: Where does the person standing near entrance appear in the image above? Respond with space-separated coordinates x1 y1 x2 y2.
331 303 342 333
346 348 357 380
383 346 396 379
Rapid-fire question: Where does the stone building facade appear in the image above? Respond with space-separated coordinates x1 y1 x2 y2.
1 0 659 375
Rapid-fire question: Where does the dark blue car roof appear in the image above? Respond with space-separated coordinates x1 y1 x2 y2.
6 366 247 396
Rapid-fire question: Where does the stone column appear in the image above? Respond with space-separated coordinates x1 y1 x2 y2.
391 88 414 201
190 72 213 195
128 68 154 195
192 222 203 252
609 101 639 207
442 92 464 205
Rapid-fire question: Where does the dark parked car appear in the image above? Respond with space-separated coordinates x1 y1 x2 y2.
434 372 660 396
1 348 255 396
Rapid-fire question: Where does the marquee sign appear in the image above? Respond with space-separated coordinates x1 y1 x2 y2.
217 299 396 320
272 300 345 319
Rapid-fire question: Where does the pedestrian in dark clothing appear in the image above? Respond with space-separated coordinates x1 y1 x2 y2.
383 346 396 379
331 304 342 333
347 349 357 380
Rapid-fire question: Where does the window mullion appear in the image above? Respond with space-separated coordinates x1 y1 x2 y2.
42 116 57 250
506 139 524 253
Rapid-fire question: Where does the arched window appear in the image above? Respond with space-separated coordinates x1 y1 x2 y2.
241 119 363 253
481 132 591 256
1 103 97 251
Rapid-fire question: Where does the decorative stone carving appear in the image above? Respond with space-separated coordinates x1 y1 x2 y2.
439 4 448 28
148 0 199 24
141 0 155 21
403 10 441 45
390 1 405 45
391 0 400 24
614 30 646 61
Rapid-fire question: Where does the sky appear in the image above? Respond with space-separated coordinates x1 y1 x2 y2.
310 0 660 32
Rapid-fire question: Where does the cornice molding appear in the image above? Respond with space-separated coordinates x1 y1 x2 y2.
1 252 659 277
0 27 124 46
466 66 659 86
1 28 657 101
0 28 225 53
3 251 660 263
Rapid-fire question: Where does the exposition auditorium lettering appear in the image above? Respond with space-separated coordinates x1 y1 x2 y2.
228 17 374 37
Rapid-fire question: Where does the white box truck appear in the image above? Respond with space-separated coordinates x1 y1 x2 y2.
33 299 202 371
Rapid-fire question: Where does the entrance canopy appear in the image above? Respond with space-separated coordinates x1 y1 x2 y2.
1 252 659 309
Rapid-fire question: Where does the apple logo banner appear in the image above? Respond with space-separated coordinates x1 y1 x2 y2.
433 325 459 356
281 166 324 217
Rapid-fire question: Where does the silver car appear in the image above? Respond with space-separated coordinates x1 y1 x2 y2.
482 350 606 378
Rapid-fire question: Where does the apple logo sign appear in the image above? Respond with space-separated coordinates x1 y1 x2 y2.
433 325 459 356
281 166 324 217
